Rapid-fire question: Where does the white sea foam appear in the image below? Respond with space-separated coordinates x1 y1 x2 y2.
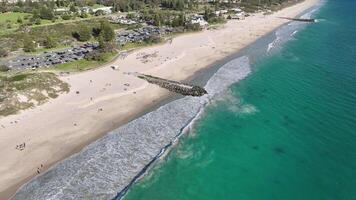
266 5 321 54
291 30 298 36
267 37 280 53
239 104 258 115
211 89 258 115
12 56 251 200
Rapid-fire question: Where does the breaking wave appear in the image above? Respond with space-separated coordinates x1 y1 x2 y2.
267 4 322 53
12 56 251 200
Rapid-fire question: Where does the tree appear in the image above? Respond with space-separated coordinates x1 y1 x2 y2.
204 7 214 21
0 1 9 13
17 17 23 24
84 50 105 61
44 35 57 48
95 10 105 16
35 18 41 25
153 13 162 26
13 6 23 12
0 48 8 58
0 65 10 72
79 12 88 18
73 24 91 41
97 35 105 49
31 9 40 22
97 21 116 52
69 4 77 13
61 13 72 20
23 37 36 52
39 6 55 20
172 12 185 27
99 21 115 42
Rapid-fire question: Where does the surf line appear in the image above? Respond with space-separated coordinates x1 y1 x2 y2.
113 98 209 200
112 56 251 199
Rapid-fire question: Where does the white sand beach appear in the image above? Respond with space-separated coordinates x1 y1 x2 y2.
0 0 318 198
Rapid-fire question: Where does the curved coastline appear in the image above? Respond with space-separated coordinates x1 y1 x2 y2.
114 4 323 197
12 56 250 200
113 4 324 199
10 2 323 199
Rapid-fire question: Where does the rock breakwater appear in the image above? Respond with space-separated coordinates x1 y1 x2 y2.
137 74 208 97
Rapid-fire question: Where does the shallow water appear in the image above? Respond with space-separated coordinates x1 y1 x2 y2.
12 47 251 200
123 1 356 200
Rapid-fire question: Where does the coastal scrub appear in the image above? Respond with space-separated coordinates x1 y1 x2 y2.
0 72 69 116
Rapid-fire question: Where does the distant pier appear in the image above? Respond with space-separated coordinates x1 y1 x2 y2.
137 74 208 97
279 17 316 22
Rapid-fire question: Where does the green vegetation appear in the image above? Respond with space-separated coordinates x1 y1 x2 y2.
0 12 31 24
0 47 8 57
91 4 105 9
240 0 302 12
54 51 117 71
0 0 299 118
204 7 226 24
0 12 31 33
121 42 149 50
97 20 116 51
0 0 294 54
0 72 69 116
24 44 69 55
23 35 36 52
0 65 10 72
43 35 58 49
139 9 187 27
74 24 92 41
0 18 120 54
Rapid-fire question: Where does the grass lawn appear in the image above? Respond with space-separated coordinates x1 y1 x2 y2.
24 44 71 55
0 11 111 36
0 12 32 35
121 42 148 50
91 4 105 9
120 40 161 50
0 12 31 23
53 52 118 72
0 12 54 35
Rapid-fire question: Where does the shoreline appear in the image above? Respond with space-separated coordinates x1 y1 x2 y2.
0 0 320 198
13 55 252 200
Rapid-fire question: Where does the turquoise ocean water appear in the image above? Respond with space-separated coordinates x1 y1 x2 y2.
124 1 356 199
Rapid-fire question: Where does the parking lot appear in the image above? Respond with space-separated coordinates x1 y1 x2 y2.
2 26 173 71
116 26 173 45
5 44 98 70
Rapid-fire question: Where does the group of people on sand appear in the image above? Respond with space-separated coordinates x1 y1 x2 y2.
37 164 44 174
15 142 26 151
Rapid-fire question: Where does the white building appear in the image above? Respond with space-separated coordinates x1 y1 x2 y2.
54 8 69 13
92 6 113 15
190 15 208 27
108 15 137 25
215 9 228 16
